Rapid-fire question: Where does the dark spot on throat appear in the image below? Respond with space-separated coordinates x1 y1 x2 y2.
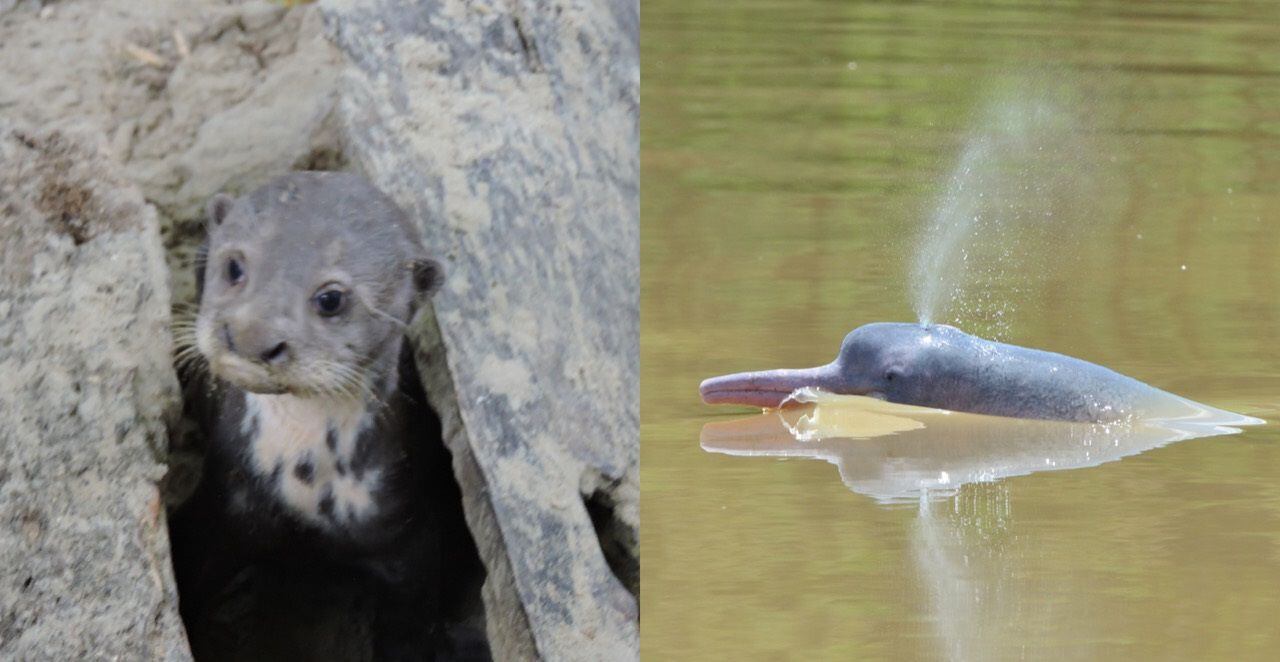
325 424 338 452
318 487 335 519
349 434 373 480
293 457 315 484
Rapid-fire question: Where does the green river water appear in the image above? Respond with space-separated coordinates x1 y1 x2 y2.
642 1 1280 659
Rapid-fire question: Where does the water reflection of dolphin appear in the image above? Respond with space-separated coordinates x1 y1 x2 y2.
700 323 1255 423
699 393 1262 503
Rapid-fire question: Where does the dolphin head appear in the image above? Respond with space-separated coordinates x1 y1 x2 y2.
699 323 966 408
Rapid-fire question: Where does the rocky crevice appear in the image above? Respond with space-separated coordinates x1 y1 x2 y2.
0 0 638 659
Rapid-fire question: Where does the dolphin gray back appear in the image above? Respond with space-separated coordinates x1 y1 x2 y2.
906 327 1182 422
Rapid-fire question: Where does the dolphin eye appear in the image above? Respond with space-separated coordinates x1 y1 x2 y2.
313 287 347 317
884 370 897 382
226 257 244 285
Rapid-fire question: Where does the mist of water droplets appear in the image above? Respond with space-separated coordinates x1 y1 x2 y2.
911 89 1101 336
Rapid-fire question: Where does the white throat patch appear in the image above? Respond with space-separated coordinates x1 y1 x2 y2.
243 393 383 527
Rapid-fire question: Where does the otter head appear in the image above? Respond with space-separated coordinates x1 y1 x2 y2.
195 172 444 399
699 323 967 408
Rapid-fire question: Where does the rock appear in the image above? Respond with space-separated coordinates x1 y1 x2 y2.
0 0 346 307
236 0 286 33
168 6 342 222
322 1 639 659
0 122 188 660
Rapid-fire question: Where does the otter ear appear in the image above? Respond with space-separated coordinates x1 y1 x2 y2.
411 258 445 296
205 193 234 229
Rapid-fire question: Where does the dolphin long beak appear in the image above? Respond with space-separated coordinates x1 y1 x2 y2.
699 364 841 408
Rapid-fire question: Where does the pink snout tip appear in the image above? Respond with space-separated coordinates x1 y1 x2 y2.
699 366 837 409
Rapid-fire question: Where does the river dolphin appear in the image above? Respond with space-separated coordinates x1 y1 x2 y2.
700 323 1239 423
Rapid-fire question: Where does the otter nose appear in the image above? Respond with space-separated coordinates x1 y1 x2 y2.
260 341 289 365
222 322 290 365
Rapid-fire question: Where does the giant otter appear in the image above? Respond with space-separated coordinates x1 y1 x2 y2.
170 171 487 660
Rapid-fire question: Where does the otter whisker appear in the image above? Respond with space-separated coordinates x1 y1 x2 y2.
170 309 200 325
316 362 350 401
322 359 384 410
352 290 410 333
306 360 356 402
173 344 202 361
173 349 210 382
325 361 373 404
173 345 200 359
174 345 206 365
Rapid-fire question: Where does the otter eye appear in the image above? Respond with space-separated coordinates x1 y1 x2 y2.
226 258 244 285
314 289 345 317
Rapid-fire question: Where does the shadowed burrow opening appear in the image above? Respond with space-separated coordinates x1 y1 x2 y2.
582 473 639 599
162 163 491 661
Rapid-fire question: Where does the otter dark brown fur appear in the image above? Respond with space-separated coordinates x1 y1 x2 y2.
169 172 488 661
